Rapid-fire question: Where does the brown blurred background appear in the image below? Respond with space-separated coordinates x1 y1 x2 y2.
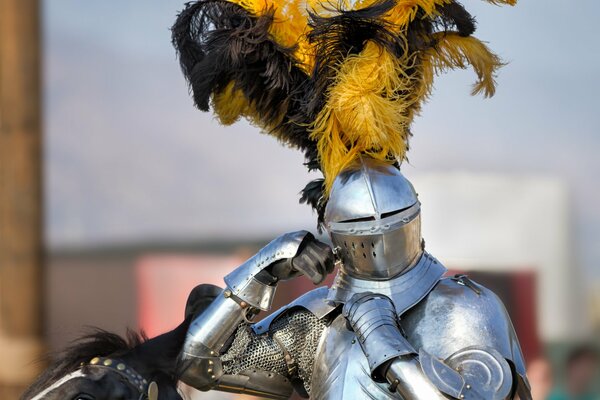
1 0 600 399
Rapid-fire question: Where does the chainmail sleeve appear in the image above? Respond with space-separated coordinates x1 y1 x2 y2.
220 308 326 396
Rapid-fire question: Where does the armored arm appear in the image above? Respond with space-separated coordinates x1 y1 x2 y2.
344 292 524 400
179 231 333 398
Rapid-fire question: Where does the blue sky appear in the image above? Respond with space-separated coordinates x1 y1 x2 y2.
43 1 600 280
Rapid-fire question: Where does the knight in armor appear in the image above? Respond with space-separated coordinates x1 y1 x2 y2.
170 0 530 398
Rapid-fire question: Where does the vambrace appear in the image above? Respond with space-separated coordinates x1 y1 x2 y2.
179 231 310 397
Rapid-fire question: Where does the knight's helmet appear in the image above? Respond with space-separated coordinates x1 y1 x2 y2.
324 157 423 280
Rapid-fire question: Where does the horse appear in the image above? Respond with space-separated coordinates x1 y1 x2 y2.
22 284 221 400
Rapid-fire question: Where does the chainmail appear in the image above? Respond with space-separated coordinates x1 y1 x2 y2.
221 309 326 395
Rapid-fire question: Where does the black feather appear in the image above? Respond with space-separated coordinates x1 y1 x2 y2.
300 178 327 230
172 0 316 154
438 1 477 37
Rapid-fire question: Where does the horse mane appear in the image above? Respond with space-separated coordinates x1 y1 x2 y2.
23 284 220 400
22 328 146 400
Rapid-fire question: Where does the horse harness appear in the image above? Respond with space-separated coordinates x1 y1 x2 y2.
29 356 159 400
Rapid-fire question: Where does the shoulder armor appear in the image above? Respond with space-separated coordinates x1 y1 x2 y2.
420 346 513 400
252 287 336 334
403 276 530 398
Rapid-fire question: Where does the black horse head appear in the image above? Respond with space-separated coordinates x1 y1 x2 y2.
22 284 221 400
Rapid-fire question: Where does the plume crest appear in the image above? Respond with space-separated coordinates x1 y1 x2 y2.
172 0 516 224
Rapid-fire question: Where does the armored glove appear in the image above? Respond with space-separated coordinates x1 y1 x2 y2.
343 292 416 381
259 232 335 285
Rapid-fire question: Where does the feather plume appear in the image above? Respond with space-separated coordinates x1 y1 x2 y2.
422 32 504 97
172 0 517 224
310 41 417 192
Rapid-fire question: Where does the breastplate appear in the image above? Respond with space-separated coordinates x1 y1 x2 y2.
310 253 447 400
310 314 401 400
309 254 526 400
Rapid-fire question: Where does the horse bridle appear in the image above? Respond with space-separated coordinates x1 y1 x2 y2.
29 357 159 400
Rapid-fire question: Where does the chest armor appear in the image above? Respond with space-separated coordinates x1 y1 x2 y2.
310 314 399 399
310 256 526 400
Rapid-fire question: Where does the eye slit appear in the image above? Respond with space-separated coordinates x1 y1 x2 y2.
362 253 366 258
371 242 374 248
360 243 364 248
339 216 376 223
372 252 376 258
381 205 412 219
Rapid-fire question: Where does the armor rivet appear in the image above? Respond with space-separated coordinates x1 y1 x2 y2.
207 368 213 373
224 290 232 298
211 375 216 379
460 395 465 399
103 359 113 366
209 360 214 365
90 357 100 365
240 301 248 308
117 363 126 371
351 339 356 344
210 351 215 355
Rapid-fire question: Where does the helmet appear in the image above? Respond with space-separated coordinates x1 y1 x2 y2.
324 157 422 280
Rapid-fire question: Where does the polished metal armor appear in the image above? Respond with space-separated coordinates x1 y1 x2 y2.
325 157 422 280
179 157 532 399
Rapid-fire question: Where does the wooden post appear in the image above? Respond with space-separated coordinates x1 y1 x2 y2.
0 0 45 398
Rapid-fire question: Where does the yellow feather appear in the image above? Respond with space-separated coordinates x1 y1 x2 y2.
212 82 251 125
227 0 314 71
421 32 504 97
382 0 451 26
310 42 420 193
484 0 517 5
213 81 289 143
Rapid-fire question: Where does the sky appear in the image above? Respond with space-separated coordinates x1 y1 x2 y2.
43 1 600 280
